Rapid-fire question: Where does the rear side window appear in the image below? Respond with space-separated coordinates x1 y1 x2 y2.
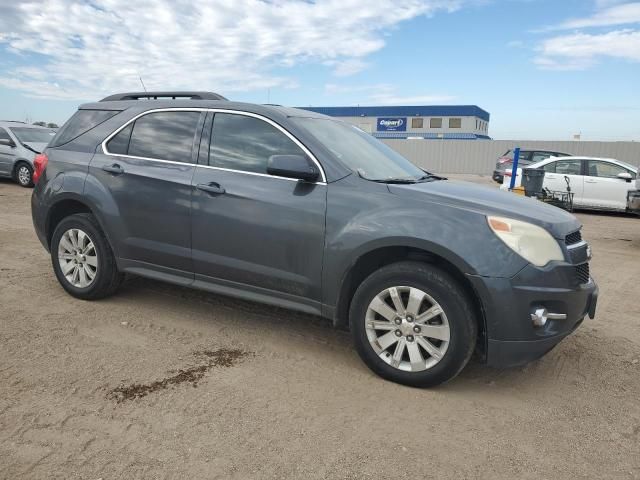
51 110 119 147
106 123 133 155
127 111 201 163
555 160 582 175
209 113 305 174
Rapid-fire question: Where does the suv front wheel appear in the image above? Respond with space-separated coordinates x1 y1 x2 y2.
350 261 477 387
51 213 123 300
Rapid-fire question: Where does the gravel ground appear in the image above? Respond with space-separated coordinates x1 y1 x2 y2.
1 175 639 479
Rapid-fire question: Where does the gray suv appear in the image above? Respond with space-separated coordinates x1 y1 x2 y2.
0 121 56 187
31 92 598 387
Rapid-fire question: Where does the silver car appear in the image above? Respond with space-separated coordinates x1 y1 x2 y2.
0 121 56 187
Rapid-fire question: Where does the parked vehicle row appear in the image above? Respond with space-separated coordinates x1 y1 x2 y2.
492 149 570 183
0 121 56 187
500 156 639 212
30 91 597 387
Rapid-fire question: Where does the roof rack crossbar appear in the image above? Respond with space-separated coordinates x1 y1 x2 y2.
99 91 227 102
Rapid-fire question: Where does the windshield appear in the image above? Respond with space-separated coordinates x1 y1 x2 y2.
293 117 428 181
10 127 57 144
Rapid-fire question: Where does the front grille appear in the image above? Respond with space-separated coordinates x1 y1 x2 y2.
575 263 590 285
565 230 583 246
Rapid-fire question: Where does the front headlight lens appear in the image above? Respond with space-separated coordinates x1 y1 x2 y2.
487 216 564 267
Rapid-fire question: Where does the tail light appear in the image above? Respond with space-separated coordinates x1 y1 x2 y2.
33 153 48 183
498 157 512 164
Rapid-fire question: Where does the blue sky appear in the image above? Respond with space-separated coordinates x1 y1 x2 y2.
1 0 639 140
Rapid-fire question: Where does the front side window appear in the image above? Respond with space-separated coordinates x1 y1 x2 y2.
587 161 635 179
449 118 462 129
209 113 306 174
555 160 582 175
127 111 201 163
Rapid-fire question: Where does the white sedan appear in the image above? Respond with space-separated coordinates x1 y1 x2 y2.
501 156 639 212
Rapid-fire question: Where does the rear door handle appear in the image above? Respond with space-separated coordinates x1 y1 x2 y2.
585 179 597 183
102 163 124 175
197 182 226 195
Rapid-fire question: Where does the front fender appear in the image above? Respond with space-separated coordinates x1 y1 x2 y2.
322 177 528 311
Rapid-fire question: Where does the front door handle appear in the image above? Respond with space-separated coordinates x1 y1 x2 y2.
585 179 597 184
102 163 124 175
197 182 226 195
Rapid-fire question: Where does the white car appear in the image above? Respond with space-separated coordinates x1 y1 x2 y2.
501 156 639 212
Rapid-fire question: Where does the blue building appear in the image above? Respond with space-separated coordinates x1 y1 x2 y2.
298 105 491 140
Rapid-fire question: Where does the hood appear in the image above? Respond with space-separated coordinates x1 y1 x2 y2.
22 142 48 154
388 179 580 239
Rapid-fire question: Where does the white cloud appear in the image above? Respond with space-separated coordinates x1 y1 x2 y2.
554 2 640 29
535 29 640 70
324 83 456 104
0 0 464 100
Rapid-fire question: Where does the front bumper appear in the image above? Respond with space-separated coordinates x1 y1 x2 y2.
468 262 598 368
628 190 640 214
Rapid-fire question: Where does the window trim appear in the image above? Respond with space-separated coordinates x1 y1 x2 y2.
102 108 327 184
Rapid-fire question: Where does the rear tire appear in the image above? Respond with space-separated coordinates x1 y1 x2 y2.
51 213 123 300
350 261 477 388
14 162 33 187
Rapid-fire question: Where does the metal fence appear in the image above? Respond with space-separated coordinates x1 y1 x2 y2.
381 139 640 175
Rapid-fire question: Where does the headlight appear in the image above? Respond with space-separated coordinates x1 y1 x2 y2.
487 216 564 267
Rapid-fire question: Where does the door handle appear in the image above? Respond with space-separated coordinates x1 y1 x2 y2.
102 163 124 175
197 182 226 195
585 179 597 183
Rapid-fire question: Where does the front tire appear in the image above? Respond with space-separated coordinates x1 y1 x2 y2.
15 162 33 187
350 261 477 388
51 213 123 300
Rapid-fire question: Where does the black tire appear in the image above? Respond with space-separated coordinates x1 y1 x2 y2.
349 261 477 388
50 213 123 300
14 162 33 188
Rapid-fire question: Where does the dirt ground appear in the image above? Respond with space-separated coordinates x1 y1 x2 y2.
1 175 639 480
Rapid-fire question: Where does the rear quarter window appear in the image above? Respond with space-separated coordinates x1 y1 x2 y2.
50 109 120 147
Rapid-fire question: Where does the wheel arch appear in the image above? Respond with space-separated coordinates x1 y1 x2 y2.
333 243 487 359
45 196 116 258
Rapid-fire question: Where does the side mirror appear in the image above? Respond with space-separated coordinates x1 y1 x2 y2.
0 138 16 148
617 172 633 182
267 155 319 182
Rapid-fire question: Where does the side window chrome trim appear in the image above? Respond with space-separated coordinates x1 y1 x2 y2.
101 107 327 183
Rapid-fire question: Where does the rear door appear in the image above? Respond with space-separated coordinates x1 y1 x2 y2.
0 128 16 175
190 111 327 309
88 110 204 279
542 158 585 205
582 160 636 210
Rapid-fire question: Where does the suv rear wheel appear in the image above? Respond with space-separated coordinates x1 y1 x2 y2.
350 261 477 387
51 213 123 299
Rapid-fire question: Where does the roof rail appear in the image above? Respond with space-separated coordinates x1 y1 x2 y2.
0 120 27 124
99 91 228 102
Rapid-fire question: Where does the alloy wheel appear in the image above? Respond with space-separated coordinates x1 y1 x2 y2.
57 228 98 288
17 165 31 186
365 286 450 372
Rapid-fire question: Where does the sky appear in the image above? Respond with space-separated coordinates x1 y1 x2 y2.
0 0 639 141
